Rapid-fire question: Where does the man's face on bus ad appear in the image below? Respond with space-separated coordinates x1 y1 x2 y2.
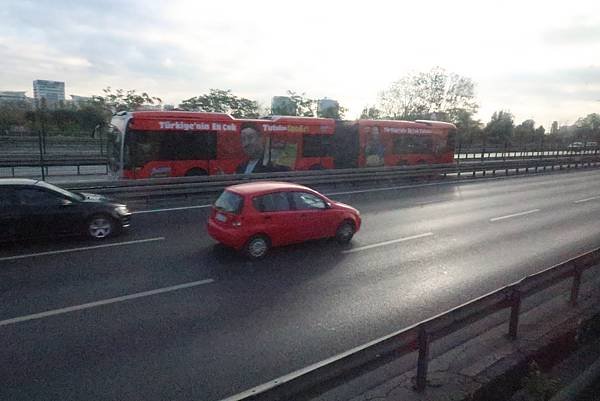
241 127 264 159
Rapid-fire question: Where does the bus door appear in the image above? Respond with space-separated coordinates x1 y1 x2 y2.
333 121 359 169
212 124 244 175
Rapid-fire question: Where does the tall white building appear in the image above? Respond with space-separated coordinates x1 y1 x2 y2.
33 80 65 104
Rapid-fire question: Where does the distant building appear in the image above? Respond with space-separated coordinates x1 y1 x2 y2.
0 91 29 103
33 80 65 105
69 94 92 107
317 98 339 118
271 96 296 116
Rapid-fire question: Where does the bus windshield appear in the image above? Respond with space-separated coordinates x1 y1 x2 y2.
106 127 122 174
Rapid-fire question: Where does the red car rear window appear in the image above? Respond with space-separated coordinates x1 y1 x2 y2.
215 190 244 214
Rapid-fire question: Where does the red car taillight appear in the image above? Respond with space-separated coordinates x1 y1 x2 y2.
231 216 242 228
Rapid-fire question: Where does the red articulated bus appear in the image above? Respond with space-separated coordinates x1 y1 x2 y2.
332 119 456 169
107 111 455 179
108 111 336 179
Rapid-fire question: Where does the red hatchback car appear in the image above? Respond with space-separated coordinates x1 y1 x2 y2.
207 181 361 259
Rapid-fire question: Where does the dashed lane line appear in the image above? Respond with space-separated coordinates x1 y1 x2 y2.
0 278 215 327
0 237 165 262
132 205 212 214
342 232 434 254
489 209 540 222
574 196 600 204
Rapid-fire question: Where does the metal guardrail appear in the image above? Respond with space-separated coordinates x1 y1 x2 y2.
0 156 107 166
58 155 600 202
0 156 108 177
219 247 600 401
456 147 600 160
1 147 598 179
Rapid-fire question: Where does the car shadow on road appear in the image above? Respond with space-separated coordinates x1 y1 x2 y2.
204 238 353 281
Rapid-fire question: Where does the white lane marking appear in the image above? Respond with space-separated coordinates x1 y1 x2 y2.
489 209 540 222
0 278 215 327
0 237 165 262
574 196 600 204
133 204 212 214
342 232 434 254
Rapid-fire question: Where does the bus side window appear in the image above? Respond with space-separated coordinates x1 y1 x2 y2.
176 131 217 160
303 134 332 157
392 135 433 154
159 131 217 160
392 136 407 154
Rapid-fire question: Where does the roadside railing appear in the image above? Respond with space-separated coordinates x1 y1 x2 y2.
0 156 108 177
1 146 598 179
57 155 600 203
1 149 599 194
456 145 600 160
219 247 600 401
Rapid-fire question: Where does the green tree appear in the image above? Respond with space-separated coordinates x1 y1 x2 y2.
453 109 484 146
575 113 600 143
514 119 536 145
360 106 382 119
0 101 31 134
285 91 316 117
378 66 478 122
535 125 545 143
179 89 259 118
92 87 162 114
484 111 514 145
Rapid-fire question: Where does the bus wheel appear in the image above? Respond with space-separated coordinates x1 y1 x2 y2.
309 164 324 170
185 168 208 176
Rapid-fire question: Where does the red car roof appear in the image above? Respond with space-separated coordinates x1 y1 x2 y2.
226 181 313 196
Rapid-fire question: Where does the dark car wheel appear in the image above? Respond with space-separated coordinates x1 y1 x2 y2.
87 214 115 239
335 221 355 244
244 235 270 260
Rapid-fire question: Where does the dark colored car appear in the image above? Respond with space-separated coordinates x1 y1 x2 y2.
0 179 131 242
207 181 361 259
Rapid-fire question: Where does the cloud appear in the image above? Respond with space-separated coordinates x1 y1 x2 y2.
476 66 600 126
544 22 600 45
1 0 600 123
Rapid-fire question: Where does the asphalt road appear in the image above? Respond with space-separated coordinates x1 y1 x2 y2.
2 169 600 401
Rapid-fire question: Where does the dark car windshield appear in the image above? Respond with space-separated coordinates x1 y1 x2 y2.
35 181 83 201
214 190 243 214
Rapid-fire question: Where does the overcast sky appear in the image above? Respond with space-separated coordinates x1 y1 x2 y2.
1 0 599 127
